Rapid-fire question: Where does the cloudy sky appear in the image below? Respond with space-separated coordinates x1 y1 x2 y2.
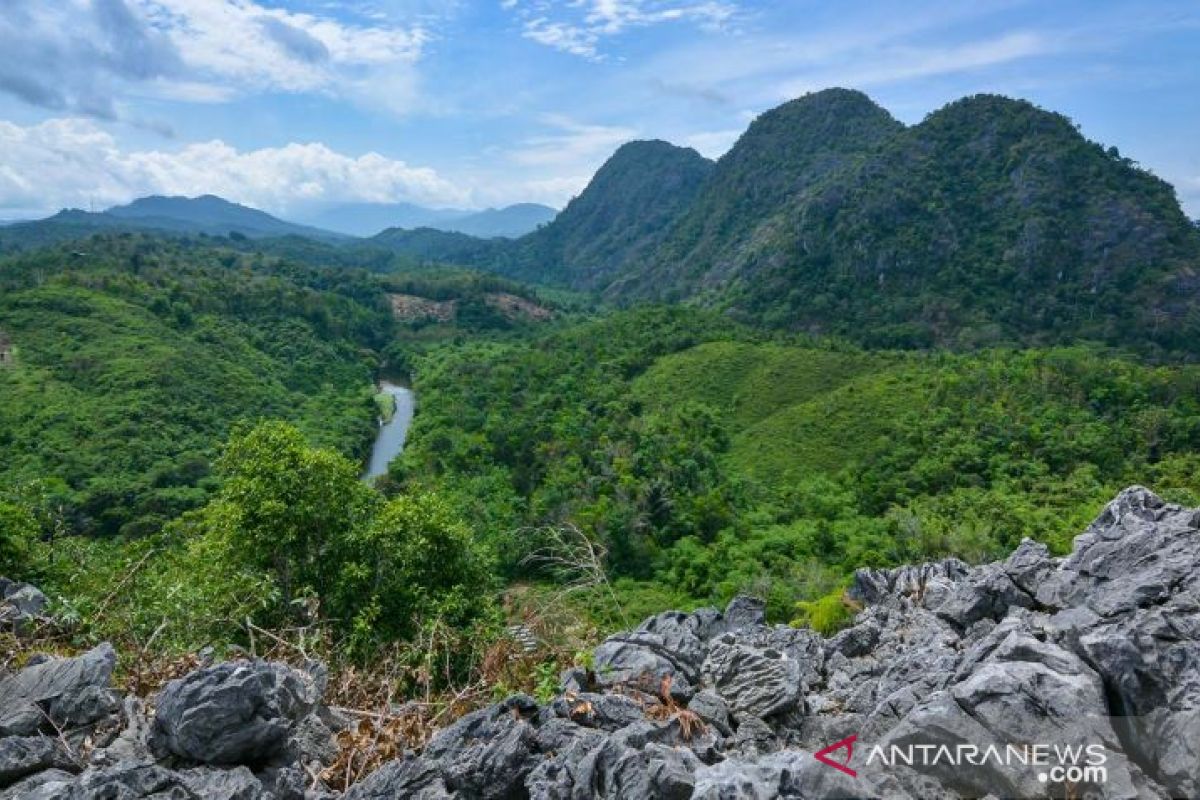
0 0 1197 219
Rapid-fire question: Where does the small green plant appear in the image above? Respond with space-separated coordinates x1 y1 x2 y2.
791 589 858 636
533 661 560 703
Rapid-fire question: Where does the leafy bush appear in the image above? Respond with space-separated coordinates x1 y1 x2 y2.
0 501 36 576
209 421 377 608
791 590 858 636
330 492 496 651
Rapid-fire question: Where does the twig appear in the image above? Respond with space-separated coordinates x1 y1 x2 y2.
94 549 158 618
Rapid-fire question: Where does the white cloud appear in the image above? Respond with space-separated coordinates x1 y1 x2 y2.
133 0 428 96
0 118 468 217
776 31 1054 99
509 114 638 167
634 6 1067 111
0 0 430 119
507 0 737 60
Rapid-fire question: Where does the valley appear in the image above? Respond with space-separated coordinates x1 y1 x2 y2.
2 87 1200 798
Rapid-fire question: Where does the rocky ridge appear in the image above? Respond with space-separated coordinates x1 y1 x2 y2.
2 486 1197 798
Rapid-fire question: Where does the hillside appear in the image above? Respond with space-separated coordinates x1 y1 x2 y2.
379 90 1200 357
0 235 390 537
611 88 904 299
399 309 1200 613
611 92 1200 355
491 140 716 288
370 226 503 264
702 95 1200 352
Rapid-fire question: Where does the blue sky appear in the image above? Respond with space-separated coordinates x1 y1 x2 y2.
0 0 1197 219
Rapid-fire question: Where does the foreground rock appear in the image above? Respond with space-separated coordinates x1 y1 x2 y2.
2 486 1198 798
346 487 1200 799
0 648 336 799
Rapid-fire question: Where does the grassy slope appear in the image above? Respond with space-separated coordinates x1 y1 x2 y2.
633 340 1200 503
632 342 898 479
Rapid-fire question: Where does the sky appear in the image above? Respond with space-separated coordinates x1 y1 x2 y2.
0 0 1197 220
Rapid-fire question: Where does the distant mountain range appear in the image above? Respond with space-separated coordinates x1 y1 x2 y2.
0 195 558 253
3 88 1198 355
296 202 556 238
0 195 347 251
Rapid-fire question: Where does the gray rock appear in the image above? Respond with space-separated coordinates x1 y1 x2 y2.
850 559 970 607
0 735 73 787
417 694 540 799
152 661 320 765
0 768 76 800
341 758 449 800
722 596 766 630
687 690 732 737
547 692 644 731
1036 485 1199 614
92 697 155 767
255 765 307 800
1001 538 1055 596
2 582 49 617
592 608 720 698
728 715 779 758
0 644 119 737
701 633 802 720
71 762 198 798
926 563 1035 630
180 766 264 799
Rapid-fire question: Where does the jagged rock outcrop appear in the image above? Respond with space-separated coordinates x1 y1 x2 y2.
0 580 50 635
343 486 1200 799
2 486 1198 798
152 661 322 765
0 644 337 799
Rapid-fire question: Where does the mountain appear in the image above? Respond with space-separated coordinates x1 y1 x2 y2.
296 202 471 238
415 89 1200 356
442 203 557 238
613 88 903 298
296 202 557 238
105 195 344 240
690 93 1200 351
369 226 501 264
490 140 716 287
0 195 345 252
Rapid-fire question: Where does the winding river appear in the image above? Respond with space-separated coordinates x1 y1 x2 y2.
364 381 415 480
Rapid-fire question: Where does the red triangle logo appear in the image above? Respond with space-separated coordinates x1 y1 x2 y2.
814 733 858 777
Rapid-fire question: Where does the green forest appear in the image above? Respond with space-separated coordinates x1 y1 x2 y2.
4 89 1200 726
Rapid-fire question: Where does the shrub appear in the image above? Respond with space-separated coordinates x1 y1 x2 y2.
791 589 858 636
330 492 496 650
0 500 37 576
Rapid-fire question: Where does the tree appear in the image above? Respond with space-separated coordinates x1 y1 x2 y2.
209 421 376 607
330 492 495 647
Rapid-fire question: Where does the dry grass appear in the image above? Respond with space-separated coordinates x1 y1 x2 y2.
3 585 607 791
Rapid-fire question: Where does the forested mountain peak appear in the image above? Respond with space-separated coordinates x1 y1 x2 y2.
493 139 716 288
599 91 1200 355
613 88 904 297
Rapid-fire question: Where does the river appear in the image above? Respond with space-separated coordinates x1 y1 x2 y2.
364 381 415 480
